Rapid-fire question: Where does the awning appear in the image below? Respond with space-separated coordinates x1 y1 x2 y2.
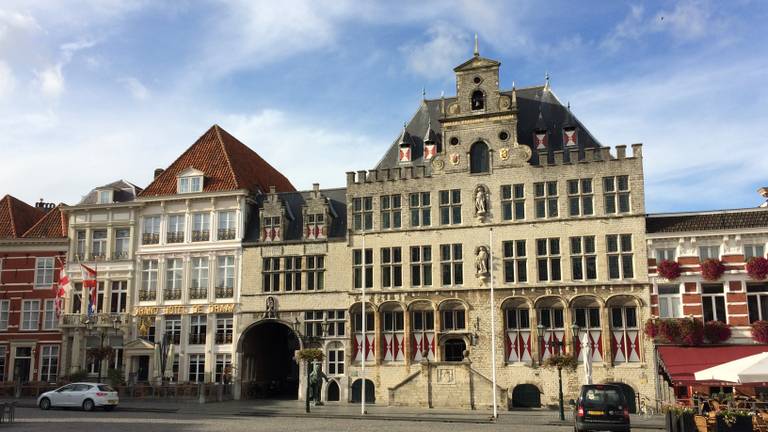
657 345 768 386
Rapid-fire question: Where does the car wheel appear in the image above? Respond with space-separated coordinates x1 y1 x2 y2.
39 398 51 410
82 399 95 412
103 406 115 412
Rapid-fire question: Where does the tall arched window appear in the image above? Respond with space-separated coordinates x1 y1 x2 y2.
471 90 485 110
470 141 490 173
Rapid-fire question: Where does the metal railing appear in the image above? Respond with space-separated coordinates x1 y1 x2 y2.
217 229 236 240
113 250 130 260
188 333 206 345
191 230 210 242
139 290 157 301
166 232 184 243
215 333 233 344
142 233 160 245
164 289 181 300
189 288 207 300
215 286 233 298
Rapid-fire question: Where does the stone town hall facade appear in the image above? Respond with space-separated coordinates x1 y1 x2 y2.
2 48 657 410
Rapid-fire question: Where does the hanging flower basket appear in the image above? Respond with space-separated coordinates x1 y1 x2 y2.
542 354 578 371
746 257 768 281
657 260 682 280
751 320 768 344
296 348 325 362
700 259 725 281
703 320 732 344
644 319 659 339
679 318 704 346
658 319 682 344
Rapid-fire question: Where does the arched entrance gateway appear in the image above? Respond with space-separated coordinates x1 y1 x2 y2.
239 320 300 399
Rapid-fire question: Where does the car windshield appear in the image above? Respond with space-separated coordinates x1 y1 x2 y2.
97 385 115 392
582 388 622 408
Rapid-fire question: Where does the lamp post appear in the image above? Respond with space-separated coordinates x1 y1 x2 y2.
155 332 171 384
293 314 330 413
537 323 546 364
571 324 580 356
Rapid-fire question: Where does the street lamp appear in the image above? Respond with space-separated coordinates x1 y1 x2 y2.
537 323 546 363
570 324 580 356
293 313 330 413
84 315 121 383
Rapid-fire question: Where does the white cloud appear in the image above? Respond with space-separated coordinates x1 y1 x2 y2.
61 39 98 62
0 9 41 38
119 77 150 100
222 109 385 190
601 0 725 53
0 61 16 97
400 25 469 80
35 64 64 97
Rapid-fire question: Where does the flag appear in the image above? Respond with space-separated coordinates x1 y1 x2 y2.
55 261 72 318
81 264 97 316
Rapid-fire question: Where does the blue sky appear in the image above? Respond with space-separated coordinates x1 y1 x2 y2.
0 0 766 212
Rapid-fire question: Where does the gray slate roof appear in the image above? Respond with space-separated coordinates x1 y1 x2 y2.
77 180 142 205
646 208 768 234
245 187 348 243
374 86 603 170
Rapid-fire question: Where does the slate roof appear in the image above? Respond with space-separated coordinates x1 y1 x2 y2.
78 180 142 205
375 86 603 170
140 125 295 197
646 208 768 234
0 195 44 239
23 205 68 238
244 187 348 243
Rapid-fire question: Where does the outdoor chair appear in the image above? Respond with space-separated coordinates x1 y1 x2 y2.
693 414 710 432
755 414 768 432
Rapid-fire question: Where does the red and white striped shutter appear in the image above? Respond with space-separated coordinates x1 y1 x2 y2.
534 132 548 150
383 334 393 361
563 129 577 147
591 330 603 363
399 147 411 162
627 331 640 362
612 331 626 363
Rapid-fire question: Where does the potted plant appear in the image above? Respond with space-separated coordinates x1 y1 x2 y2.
674 405 696 432
679 318 704 346
746 256 768 280
715 409 752 432
657 260 682 280
659 319 682 344
704 321 732 344
701 259 725 281
752 320 768 344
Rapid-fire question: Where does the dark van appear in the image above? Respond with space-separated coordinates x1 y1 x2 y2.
573 384 630 432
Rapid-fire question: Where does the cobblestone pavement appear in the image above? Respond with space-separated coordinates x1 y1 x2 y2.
11 407 576 432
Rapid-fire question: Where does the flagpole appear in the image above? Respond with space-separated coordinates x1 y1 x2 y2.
489 228 498 419
361 230 366 415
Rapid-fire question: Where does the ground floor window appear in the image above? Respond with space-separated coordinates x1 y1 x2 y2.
443 338 466 362
0 346 6 382
215 354 232 384
189 354 205 383
39 345 59 383
327 344 344 375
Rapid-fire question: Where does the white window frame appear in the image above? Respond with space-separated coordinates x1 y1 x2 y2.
702 284 727 323
39 345 59 383
327 343 344 376
217 211 237 240
567 178 594 217
21 300 40 331
656 248 677 262
178 175 203 194
216 255 235 290
657 284 683 318
699 245 721 261
192 213 211 242
35 257 55 288
0 300 9 330
43 299 57 330
745 244 766 260
97 190 113 204
534 181 559 219
114 228 130 259
142 216 161 245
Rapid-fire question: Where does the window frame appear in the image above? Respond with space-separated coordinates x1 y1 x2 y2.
440 243 464 286
567 178 594 217
534 181 559 219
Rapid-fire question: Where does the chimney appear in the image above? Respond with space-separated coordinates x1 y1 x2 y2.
759 187 768 208
35 198 54 212
154 168 164 179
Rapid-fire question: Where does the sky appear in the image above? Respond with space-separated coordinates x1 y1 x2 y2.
0 0 766 212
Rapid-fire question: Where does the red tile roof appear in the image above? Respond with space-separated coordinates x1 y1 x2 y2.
139 125 295 197
22 205 68 238
0 195 44 239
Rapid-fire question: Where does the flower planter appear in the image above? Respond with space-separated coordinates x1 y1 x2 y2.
677 412 696 432
665 410 675 432
715 415 752 432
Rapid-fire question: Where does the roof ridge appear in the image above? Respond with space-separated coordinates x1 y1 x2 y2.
21 205 63 237
423 84 546 103
647 207 768 218
213 124 242 190
4 195 15 237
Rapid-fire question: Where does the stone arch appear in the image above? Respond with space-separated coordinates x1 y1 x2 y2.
510 383 542 408
471 89 485 110
407 299 437 311
379 300 406 312
237 319 301 399
568 294 605 308
441 336 468 362
351 378 375 403
500 296 534 310
325 379 340 402
605 294 645 308
533 295 566 309
236 318 302 353
349 301 378 314
437 298 470 311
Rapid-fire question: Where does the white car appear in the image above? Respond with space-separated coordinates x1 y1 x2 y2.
37 382 119 411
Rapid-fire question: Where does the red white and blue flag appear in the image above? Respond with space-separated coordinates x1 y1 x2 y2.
81 264 97 316
53 258 72 318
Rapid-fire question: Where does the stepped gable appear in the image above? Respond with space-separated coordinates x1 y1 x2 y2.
244 187 347 243
374 86 602 170
647 207 768 234
0 195 44 239
140 124 295 197
22 205 68 238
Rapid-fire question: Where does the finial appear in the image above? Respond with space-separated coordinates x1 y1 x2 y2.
422 87 426 101
474 33 479 57
544 72 550 91
567 101 571 110
440 90 445 99
511 83 517 105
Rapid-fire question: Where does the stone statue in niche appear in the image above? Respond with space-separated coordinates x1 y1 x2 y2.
474 185 488 220
475 246 489 278
264 296 277 319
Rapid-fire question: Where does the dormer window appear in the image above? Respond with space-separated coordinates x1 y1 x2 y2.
263 216 281 242
305 213 327 240
177 168 205 194
97 190 113 204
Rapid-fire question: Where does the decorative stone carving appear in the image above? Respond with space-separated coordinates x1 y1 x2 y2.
499 95 511 110
264 296 277 319
474 185 488 220
450 153 460 165
432 157 445 171
475 245 489 278
448 103 460 115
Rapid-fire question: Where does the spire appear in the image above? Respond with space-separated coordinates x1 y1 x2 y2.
398 122 409 146
535 106 547 132
511 81 517 106
440 90 446 116
422 87 426 101
474 33 479 57
563 102 575 128
423 117 435 144
544 71 551 92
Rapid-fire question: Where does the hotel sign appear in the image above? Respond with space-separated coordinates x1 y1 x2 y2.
134 303 236 316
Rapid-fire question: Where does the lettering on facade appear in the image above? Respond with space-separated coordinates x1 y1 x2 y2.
304 243 327 255
134 304 235 316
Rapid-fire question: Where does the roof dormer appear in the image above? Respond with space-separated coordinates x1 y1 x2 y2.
96 189 114 204
177 167 204 194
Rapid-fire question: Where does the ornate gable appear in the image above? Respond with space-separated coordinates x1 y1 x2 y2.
260 186 289 242
302 183 334 240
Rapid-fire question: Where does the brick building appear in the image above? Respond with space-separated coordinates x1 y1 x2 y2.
0 195 67 383
647 195 768 402
236 47 654 410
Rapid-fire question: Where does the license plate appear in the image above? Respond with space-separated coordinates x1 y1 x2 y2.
108 400 117 404
587 410 604 416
